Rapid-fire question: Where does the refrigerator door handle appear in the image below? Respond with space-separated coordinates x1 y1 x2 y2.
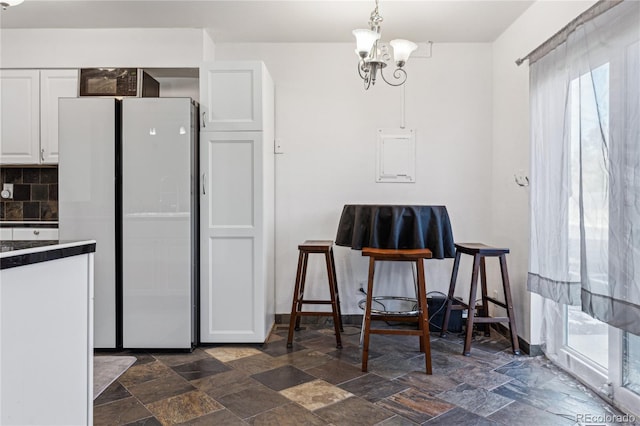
202 173 206 195
202 111 206 128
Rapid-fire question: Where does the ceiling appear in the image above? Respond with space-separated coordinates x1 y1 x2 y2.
0 0 534 43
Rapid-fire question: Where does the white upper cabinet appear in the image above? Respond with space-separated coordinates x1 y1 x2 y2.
199 62 264 131
40 70 78 164
0 70 40 164
0 69 78 165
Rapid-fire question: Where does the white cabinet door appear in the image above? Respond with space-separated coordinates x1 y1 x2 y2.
40 69 78 164
200 131 272 343
199 62 264 131
0 70 40 164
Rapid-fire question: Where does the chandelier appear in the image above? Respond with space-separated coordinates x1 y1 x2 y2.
353 0 417 90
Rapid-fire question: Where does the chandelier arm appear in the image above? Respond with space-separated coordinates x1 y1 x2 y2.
380 67 408 87
357 60 368 81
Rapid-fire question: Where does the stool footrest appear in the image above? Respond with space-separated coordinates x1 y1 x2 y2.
369 315 418 323
295 312 337 317
369 328 424 337
472 317 509 323
298 300 334 305
485 296 506 309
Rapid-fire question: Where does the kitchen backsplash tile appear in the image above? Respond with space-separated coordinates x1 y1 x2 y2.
0 166 58 221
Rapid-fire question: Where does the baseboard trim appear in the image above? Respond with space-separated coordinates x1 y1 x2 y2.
491 323 542 356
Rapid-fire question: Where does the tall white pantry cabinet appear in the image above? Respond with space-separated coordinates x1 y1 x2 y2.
199 61 275 343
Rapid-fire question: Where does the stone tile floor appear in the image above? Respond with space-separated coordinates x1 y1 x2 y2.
94 323 633 425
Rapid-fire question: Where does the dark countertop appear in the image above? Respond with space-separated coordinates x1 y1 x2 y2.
0 240 96 270
1 240 60 253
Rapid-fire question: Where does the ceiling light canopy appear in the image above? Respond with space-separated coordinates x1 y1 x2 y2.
353 0 417 90
1 0 24 10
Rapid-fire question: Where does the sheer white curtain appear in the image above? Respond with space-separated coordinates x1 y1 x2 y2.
528 1 640 335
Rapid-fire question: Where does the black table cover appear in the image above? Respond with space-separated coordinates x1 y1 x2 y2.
335 205 455 259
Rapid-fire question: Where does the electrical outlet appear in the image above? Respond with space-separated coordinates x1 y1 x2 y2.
1 183 13 200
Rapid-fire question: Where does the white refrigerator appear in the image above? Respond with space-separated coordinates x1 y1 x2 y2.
58 97 198 349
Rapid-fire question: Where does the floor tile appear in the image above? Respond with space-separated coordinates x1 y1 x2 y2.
297 333 346 353
191 369 261 399
394 371 461 396
146 390 222 425
251 365 315 391
94 381 132 406
314 396 395 425
449 366 513 390
326 345 383 366
171 357 230 381
217 385 290 419
122 417 163 426
274 348 333 370
127 372 196 405
280 379 353 411
119 361 175 388
367 353 428 379
378 387 455 422
260 339 307 357
176 409 246 425
428 351 473 375
465 332 514 354
227 352 289 375
305 358 366 384
487 400 575 425
247 403 327 425
339 373 408 402
424 407 499 425
494 359 558 387
438 383 515 417
93 396 153 426
205 346 263 362
151 349 211 367
375 415 420 425
266 331 285 344
491 378 568 412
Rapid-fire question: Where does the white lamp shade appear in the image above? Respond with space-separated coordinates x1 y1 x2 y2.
390 39 418 64
353 29 380 57
2 0 24 6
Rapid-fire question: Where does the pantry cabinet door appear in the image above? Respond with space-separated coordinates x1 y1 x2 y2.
199 62 263 131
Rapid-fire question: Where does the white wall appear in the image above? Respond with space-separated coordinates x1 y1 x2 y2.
491 0 597 344
0 28 211 68
215 42 494 316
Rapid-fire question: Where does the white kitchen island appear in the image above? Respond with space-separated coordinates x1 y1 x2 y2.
0 240 95 426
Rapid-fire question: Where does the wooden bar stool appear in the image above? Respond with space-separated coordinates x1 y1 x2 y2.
287 240 344 349
361 247 433 374
440 243 521 356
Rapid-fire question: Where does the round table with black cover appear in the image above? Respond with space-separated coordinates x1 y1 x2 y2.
335 204 455 258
